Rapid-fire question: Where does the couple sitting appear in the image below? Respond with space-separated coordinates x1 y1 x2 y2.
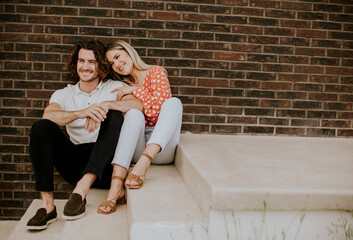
26 40 182 230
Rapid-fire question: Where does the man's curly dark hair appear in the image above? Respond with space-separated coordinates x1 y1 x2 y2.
64 40 110 82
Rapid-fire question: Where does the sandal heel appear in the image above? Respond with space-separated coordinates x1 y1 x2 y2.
117 196 126 205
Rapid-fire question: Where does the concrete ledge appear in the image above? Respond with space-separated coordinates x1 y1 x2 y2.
176 133 353 213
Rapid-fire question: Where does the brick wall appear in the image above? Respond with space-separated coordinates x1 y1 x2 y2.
1 0 352 219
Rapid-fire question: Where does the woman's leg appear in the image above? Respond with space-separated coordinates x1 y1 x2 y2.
126 97 183 187
111 109 146 169
98 109 145 213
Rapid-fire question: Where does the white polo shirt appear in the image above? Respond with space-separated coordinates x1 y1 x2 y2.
49 80 123 144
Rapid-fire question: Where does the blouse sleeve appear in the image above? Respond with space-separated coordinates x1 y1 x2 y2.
133 67 172 118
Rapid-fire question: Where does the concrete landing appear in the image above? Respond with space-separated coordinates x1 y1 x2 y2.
176 134 353 214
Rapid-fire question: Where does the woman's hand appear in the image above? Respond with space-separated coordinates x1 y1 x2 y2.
111 85 137 101
85 117 100 133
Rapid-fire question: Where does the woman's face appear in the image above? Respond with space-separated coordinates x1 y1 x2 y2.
106 49 134 76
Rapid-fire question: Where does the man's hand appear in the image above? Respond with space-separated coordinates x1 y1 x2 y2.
81 102 111 132
77 103 109 122
111 85 137 101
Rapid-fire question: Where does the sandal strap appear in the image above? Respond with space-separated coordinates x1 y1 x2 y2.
141 152 153 163
112 170 125 181
99 200 117 212
126 173 144 186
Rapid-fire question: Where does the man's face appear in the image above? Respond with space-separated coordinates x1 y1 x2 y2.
77 48 99 83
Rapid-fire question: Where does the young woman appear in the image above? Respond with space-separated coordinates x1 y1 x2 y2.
97 40 183 214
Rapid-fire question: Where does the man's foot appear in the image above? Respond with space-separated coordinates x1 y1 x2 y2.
97 172 126 214
26 206 57 230
125 152 153 188
62 193 86 220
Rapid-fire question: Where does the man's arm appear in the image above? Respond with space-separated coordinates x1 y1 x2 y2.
43 102 108 126
102 94 143 113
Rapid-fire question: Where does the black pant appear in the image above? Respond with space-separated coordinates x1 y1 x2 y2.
29 110 124 192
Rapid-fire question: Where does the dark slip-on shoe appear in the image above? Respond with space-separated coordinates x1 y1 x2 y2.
62 193 86 220
26 206 57 230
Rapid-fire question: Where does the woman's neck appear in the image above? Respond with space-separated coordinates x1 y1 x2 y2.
131 68 147 86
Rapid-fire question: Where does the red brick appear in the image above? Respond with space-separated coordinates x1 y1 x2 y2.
262 82 292 90
228 116 257 124
278 74 308 82
196 97 228 105
265 9 296 19
326 67 353 75
244 126 274 134
150 11 181 20
183 13 214 22
281 20 311 28
322 120 351 128
260 118 289 125
294 66 324 74
291 119 320 127
214 52 245 61
232 25 263 34
212 107 242 115
197 79 229 88
276 127 305 135
338 112 353 119
218 0 247 6
249 0 280 8
282 1 311 11
211 125 242 133
232 44 262 53
183 106 210 114
338 129 353 137
260 99 291 108
233 7 263 16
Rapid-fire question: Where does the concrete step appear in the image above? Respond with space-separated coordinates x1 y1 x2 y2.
175 133 353 214
0 221 18 240
126 165 207 240
8 189 128 240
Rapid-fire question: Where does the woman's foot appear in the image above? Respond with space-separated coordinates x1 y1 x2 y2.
125 152 153 188
97 171 125 214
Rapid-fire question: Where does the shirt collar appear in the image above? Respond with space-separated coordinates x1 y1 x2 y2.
71 81 104 96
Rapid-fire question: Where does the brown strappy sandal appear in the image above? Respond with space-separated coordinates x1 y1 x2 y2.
97 172 126 215
124 152 153 189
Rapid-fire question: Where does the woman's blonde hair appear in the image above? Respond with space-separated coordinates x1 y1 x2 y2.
106 40 154 85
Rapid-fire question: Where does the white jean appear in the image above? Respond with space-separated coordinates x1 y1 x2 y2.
111 97 183 169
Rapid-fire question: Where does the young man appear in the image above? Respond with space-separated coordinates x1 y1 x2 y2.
26 40 142 230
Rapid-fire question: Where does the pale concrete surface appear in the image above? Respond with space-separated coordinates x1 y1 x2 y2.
127 165 206 240
208 209 353 240
176 133 353 213
8 200 66 240
0 221 18 240
8 189 128 240
60 188 128 240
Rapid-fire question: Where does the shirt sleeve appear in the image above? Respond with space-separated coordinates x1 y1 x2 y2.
49 88 69 110
133 67 172 118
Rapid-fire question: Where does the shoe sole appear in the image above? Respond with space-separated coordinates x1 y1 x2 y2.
62 210 86 221
26 217 57 231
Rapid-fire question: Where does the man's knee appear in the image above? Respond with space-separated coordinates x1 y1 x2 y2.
30 119 58 138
